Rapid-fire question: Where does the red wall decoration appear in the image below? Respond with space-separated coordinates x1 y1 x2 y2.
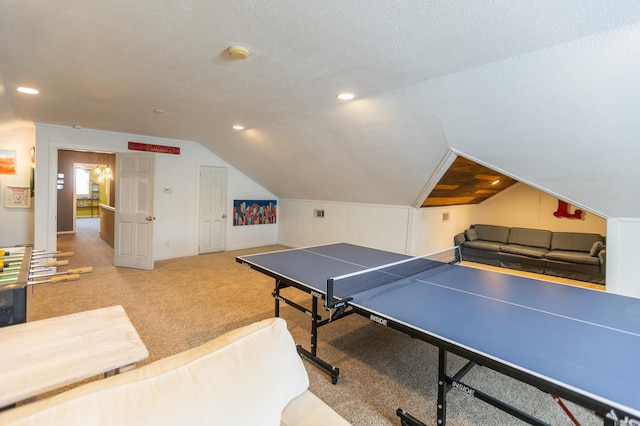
553 200 583 219
128 141 180 155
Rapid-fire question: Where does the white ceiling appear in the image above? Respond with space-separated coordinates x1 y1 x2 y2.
1 1 640 216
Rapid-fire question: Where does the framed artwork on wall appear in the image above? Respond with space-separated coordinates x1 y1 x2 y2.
0 150 16 174
5 186 31 208
233 200 277 226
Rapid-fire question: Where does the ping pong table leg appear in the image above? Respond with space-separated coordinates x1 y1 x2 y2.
295 294 340 384
396 408 426 426
397 348 449 426
273 280 281 317
269 279 341 383
437 348 447 425
310 295 318 356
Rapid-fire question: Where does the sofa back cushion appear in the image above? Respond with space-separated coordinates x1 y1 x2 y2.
0 318 308 426
551 232 603 253
464 228 478 241
473 224 510 244
507 227 552 249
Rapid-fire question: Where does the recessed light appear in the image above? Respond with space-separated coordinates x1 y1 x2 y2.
17 87 39 95
336 93 355 101
232 125 245 130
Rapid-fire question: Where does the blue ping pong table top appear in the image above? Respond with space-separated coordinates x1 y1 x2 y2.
238 242 410 292
239 243 640 418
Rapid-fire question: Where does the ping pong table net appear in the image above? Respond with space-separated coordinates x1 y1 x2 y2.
326 246 461 309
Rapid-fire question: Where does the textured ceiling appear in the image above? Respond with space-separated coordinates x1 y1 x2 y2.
1 1 639 215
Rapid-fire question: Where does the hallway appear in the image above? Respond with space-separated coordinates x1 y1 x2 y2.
56 218 114 272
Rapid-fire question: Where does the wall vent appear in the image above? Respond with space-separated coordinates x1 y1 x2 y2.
314 209 325 218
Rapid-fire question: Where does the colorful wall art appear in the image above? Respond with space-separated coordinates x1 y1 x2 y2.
233 200 277 226
0 150 16 174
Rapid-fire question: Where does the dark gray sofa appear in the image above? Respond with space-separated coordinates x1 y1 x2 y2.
454 224 606 284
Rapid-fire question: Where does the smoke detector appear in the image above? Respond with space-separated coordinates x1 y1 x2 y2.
227 45 250 60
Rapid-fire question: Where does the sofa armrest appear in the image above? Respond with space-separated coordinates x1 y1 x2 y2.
454 233 466 246
281 390 350 426
0 318 311 426
599 248 606 272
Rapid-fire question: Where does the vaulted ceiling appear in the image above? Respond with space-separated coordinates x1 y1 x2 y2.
1 2 639 217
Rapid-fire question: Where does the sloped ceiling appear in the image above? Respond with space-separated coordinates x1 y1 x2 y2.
1 2 639 217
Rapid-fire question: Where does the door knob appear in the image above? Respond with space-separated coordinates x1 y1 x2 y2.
222 214 227 219
146 216 156 221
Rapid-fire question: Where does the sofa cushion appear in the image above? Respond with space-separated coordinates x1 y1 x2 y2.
544 250 601 265
464 228 478 241
507 227 552 249
0 318 309 426
550 232 603 253
473 224 510 244
462 240 503 252
590 241 604 257
500 244 549 258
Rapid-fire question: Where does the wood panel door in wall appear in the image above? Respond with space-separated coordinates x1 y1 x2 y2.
199 166 227 254
114 153 155 270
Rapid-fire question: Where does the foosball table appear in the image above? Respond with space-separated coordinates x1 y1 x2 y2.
0 245 91 327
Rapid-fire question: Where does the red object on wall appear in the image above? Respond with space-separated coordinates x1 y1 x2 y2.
553 200 583 219
128 141 180 155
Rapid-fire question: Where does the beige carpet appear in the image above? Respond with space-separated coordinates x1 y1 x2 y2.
29 218 600 425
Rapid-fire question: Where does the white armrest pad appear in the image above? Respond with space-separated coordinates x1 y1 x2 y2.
281 390 351 426
0 318 309 426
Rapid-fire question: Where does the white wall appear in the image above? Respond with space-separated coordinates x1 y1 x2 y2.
0 124 35 246
606 218 640 297
34 124 277 258
409 204 477 256
278 199 410 254
279 183 609 257
474 183 607 234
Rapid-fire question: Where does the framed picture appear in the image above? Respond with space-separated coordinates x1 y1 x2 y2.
0 150 16 174
5 186 31 208
233 200 277 226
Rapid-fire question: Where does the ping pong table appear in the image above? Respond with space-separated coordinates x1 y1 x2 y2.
237 243 640 426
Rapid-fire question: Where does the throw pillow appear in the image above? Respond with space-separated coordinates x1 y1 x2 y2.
590 241 604 257
465 228 478 241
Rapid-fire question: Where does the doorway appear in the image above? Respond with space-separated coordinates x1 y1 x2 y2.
73 163 111 225
57 150 115 234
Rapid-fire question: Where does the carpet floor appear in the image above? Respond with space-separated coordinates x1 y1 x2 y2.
29 218 600 425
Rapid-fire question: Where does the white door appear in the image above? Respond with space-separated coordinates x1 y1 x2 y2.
199 166 227 253
114 153 155 270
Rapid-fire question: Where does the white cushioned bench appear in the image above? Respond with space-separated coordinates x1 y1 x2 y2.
0 317 350 426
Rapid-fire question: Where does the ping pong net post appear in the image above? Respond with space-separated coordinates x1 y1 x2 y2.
325 246 461 310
